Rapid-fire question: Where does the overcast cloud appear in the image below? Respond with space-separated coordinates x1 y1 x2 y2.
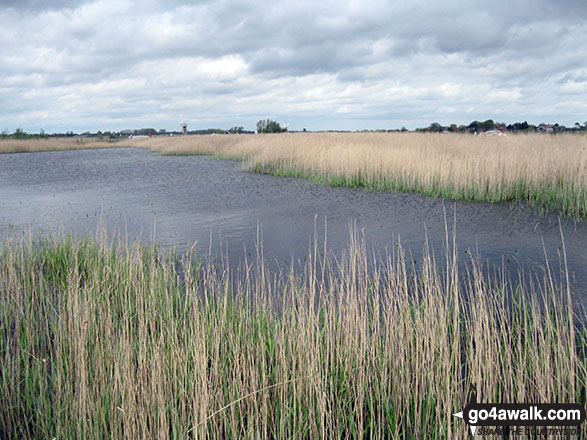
1 0 586 132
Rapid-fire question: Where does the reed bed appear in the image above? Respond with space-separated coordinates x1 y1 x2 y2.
1 228 585 439
0 137 121 154
130 132 587 218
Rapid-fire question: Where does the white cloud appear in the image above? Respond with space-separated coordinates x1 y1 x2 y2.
0 0 586 132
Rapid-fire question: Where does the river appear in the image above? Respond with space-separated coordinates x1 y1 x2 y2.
1 147 585 309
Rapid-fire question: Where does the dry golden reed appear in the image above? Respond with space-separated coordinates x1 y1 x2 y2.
0 137 121 153
1 227 585 439
3 132 585 216
130 132 587 217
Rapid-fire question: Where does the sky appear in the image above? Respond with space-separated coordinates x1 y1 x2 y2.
1 0 586 133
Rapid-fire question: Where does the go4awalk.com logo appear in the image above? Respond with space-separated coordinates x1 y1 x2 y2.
453 402 586 436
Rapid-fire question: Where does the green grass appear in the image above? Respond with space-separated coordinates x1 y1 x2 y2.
4 133 586 218
150 148 587 219
1 231 585 438
136 132 586 220
247 161 587 219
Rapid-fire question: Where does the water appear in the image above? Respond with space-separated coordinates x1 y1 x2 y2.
1 147 585 309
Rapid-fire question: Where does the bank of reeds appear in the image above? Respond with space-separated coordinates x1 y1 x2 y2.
1 227 585 438
0 137 121 154
131 132 587 218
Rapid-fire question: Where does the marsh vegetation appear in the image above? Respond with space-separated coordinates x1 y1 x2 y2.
1 133 585 438
3 132 584 218
1 227 585 438
129 132 587 219
0 137 121 154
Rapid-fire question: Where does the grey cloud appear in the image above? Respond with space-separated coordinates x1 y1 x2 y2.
249 39 375 77
558 70 587 84
0 0 586 132
0 0 90 11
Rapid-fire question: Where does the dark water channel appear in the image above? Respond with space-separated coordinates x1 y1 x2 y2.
1 147 586 310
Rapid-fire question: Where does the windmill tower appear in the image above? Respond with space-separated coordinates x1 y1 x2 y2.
181 121 188 135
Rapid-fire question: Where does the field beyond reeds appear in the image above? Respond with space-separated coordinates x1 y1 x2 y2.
0 137 122 153
1 229 585 438
129 132 587 219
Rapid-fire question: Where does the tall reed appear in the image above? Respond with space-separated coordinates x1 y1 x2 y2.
1 227 584 438
131 132 587 218
4 133 585 217
0 137 121 153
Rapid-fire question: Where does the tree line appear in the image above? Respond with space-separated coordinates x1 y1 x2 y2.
3 119 586 139
416 120 587 133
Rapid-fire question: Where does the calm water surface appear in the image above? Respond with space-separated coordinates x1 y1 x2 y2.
1 147 585 309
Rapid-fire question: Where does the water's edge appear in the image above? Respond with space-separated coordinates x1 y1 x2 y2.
1 147 585 308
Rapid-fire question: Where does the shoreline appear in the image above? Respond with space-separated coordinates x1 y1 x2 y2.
2 132 585 219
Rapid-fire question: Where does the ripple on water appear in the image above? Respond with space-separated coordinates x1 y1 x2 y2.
0 147 585 309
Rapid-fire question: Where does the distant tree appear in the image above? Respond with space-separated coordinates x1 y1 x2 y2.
429 122 443 132
401 126 408 132
134 128 157 136
256 119 286 133
468 121 480 132
449 123 457 132
13 128 27 139
481 119 495 131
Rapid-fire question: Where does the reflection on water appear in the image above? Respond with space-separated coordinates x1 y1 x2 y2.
1 147 585 309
